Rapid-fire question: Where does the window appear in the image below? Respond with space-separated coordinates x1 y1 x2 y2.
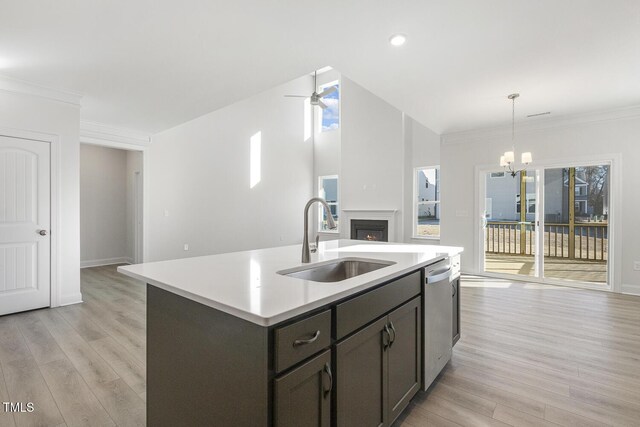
414 167 440 238
515 193 536 214
319 81 339 132
490 172 505 178
318 175 339 232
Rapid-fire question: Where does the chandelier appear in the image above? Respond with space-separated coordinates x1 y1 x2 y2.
500 93 532 177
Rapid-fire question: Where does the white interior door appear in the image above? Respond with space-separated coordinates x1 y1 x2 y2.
0 136 51 315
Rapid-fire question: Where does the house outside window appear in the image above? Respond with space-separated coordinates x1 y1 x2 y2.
515 193 536 215
318 81 339 132
318 175 339 232
414 166 440 238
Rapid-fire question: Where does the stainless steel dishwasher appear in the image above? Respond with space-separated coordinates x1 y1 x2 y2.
423 259 453 390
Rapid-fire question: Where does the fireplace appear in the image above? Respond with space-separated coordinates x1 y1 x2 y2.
350 219 389 242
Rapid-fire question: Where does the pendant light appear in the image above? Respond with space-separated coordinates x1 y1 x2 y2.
500 93 532 177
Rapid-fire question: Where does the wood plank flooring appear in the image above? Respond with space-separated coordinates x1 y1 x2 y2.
485 254 607 283
0 265 146 427
397 275 640 427
1 266 639 426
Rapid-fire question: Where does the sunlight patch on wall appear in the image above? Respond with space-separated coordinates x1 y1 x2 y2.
250 131 261 188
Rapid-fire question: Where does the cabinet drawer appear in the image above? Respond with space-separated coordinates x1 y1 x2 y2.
335 271 421 340
274 310 331 373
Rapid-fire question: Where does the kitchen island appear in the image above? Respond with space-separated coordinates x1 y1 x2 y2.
118 239 462 427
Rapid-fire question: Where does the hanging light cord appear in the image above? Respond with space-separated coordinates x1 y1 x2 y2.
511 95 515 152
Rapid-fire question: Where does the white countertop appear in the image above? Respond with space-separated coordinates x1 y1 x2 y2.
117 240 463 326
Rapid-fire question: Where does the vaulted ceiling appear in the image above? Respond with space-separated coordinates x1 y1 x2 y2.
1 0 638 134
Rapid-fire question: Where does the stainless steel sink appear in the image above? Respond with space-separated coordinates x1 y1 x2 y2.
278 258 396 283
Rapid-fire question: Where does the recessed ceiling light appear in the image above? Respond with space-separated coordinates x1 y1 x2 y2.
389 34 407 47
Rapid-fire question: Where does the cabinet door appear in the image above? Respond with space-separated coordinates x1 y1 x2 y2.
452 278 460 346
336 317 389 427
274 349 332 427
387 297 422 425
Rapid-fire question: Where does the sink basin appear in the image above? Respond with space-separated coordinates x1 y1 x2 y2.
278 258 396 283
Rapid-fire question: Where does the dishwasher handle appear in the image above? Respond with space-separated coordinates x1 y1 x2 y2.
426 267 452 284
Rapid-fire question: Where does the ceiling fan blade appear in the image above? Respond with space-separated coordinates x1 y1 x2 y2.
317 86 337 98
317 100 328 109
284 95 308 98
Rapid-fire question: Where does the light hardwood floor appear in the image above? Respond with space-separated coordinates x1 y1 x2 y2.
397 275 640 427
0 265 146 427
2 266 640 426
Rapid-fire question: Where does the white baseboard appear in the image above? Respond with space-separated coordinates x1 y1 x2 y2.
80 257 133 269
58 292 84 307
621 283 640 296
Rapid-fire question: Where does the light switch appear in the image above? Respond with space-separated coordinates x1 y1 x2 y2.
184 244 189 251
634 261 640 271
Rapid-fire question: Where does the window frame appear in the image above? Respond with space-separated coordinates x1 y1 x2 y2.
317 80 340 133
515 193 536 215
413 165 441 240
318 174 339 233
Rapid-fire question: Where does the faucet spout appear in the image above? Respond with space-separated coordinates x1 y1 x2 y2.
302 197 337 263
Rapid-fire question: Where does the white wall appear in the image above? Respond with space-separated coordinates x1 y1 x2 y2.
80 144 129 266
402 115 441 243
441 109 640 294
0 90 82 305
340 76 404 241
146 75 314 261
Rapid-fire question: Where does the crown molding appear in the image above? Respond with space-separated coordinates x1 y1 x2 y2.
0 74 82 106
80 121 152 149
441 104 640 145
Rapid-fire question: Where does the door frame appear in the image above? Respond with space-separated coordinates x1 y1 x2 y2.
133 171 143 263
79 138 147 264
475 152 622 292
0 126 60 307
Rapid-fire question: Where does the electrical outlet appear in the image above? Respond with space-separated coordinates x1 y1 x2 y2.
184 244 189 251
634 261 640 271
164 210 169 217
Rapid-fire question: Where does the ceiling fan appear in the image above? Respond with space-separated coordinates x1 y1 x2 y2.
284 71 337 109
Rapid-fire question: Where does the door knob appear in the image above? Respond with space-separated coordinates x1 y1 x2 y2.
38 230 47 236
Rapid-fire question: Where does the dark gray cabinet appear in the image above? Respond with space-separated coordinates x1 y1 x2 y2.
274 349 332 427
336 297 421 427
452 278 460 346
336 317 388 427
387 297 422 424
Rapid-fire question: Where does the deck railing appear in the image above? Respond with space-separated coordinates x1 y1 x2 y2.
485 221 607 261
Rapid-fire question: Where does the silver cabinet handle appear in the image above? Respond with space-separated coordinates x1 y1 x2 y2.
388 321 396 347
383 324 392 350
452 282 457 297
323 362 333 397
38 230 47 236
293 330 320 347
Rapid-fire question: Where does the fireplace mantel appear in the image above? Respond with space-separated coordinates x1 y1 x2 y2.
341 209 399 242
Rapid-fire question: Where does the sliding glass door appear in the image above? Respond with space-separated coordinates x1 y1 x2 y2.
542 166 609 284
482 162 610 287
484 170 537 278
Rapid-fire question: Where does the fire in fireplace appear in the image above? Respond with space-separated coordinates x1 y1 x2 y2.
350 219 389 242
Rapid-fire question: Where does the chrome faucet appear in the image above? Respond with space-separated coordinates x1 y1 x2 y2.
302 197 337 263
